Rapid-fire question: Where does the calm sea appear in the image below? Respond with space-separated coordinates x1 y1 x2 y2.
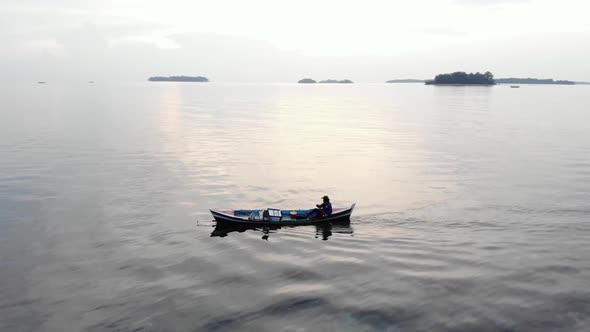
1 83 589 331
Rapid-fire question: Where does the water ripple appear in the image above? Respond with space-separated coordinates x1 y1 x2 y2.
2 83 590 331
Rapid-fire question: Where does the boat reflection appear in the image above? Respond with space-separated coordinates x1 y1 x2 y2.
210 221 353 241
315 222 354 240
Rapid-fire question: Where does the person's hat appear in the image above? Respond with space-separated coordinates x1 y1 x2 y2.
322 195 330 200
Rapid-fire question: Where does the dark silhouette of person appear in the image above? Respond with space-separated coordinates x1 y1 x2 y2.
308 196 333 219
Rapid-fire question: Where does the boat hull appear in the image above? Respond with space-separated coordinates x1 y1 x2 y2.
210 203 355 228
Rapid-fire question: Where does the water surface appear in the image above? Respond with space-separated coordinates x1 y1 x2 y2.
1 83 589 331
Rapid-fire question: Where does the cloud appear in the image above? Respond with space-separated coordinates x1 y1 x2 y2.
0 4 168 52
1 0 589 82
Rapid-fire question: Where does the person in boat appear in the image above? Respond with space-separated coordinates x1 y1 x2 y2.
308 196 332 219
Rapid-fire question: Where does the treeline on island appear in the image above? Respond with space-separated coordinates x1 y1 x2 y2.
426 71 495 85
298 78 353 84
386 79 425 83
495 78 575 85
145 74 582 85
148 76 209 82
388 73 580 85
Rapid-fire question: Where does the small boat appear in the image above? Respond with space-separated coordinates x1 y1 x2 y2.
510 85 520 88
211 203 356 227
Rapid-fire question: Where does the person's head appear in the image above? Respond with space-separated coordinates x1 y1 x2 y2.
322 195 330 202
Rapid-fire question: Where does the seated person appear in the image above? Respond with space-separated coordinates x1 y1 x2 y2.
308 195 333 219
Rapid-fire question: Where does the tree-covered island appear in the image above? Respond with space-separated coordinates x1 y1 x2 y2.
495 78 575 85
148 76 209 82
425 71 495 85
319 79 353 83
386 79 425 83
298 78 353 83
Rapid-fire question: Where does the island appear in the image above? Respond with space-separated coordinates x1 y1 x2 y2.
318 79 353 83
148 76 209 82
495 78 575 85
298 78 317 84
425 71 495 85
386 79 425 83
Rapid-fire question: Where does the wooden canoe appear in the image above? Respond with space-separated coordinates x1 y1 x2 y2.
210 203 355 227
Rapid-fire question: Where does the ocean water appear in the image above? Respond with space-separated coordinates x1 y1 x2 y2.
1 82 589 331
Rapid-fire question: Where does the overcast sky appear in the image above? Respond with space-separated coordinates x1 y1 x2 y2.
2 0 589 82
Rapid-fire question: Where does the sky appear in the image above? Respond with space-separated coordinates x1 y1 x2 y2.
1 0 589 82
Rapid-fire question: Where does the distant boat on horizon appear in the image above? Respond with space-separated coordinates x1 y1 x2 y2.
37 81 46 84
510 85 520 88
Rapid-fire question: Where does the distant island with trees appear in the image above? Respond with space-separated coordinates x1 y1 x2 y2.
298 78 353 84
148 76 209 82
495 78 575 85
298 78 316 83
386 79 425 83
425 71 495 85
319 79 353 83
388 74 581 85
144 74 583 85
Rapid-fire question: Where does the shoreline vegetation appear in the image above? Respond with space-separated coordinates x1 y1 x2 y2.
319 79 353 84
148 76 209 82
495 78 575 85
298 78 353 84
298 78 316 83
386 79 425 83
